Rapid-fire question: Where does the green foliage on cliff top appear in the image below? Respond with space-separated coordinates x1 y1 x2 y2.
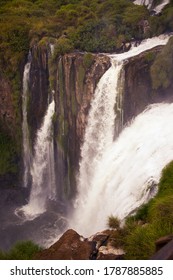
0 241 42 260
116 160 173 259
0 0 173 76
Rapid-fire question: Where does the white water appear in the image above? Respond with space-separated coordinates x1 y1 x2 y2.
72 103 173 236
71 35 171 237
110 34 170 61
134 0 170 13
22 61 31 188
77 61 124 196
134 0 154 9
154 0 170 13
20 100 56 219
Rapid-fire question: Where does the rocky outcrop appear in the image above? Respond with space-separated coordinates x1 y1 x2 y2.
35 229 96 260
123 46 173 125
151 235 173 259
35 229 125 260
155 234 173 252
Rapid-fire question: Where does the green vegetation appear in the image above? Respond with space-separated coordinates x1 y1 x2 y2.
0 0 172 152
0 241 42 260
83 53 94 69
1 0 173 79
108 160 173 259
53 37 74 60
0 73 22 179
108 215 120 229
151 36 173 90
148 2 173 36
144 51 156 63
0 128 18 175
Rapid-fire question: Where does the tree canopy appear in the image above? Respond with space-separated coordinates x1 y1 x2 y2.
0 0 173 76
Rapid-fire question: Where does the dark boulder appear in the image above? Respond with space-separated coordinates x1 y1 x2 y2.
35 229 96 260
151 235 173 260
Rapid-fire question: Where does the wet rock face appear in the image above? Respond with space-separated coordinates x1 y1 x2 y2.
54 53 111 196
28 45 49 143
123 47 173 125
56 52 110 145
123 53 153 124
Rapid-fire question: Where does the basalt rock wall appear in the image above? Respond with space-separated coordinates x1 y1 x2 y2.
54 53 110 197
1 43 173 194
123 46 173 125
28 45 50 143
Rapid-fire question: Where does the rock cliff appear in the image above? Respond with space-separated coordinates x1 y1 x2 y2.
1 43 173 194
28 45 49 143
123 46 173 125
35 229 125 260
53 53 110 197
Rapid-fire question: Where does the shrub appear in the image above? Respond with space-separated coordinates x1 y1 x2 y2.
0 241 42 260
158 161 173 196
83 53 94 69
108 215 120 229
126 223 172 259
124 224 156 259
109 228 126 248
123 160 173 259
148 196 173 225
53 37 74 60
132 203 150 222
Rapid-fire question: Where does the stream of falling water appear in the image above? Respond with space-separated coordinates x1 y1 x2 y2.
18 100 56 219
22 61 31 188
70 35 171 237
134 0 170 13
77 61 124 195
71 103 173 236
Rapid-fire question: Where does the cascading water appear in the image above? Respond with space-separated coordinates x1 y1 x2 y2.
134 0 170 13
154 0 170 13
22 60 31 188
19 99 56 219
134 0 154 9
76 61 124 196
72 103 173 236
70 35 171 237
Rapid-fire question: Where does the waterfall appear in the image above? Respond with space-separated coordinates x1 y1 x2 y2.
22 60 31 188
134 0 154 10
72 103 173 236
77 61 124 196
154 0 170 13
134 0 170 13
70 35 170 237
19 100 56 219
